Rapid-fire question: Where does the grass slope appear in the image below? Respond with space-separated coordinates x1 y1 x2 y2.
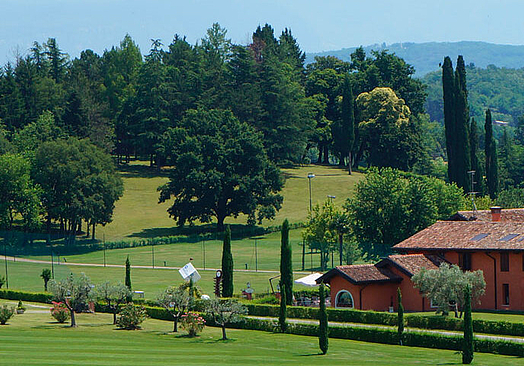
99 163 362 241
0 308 517 365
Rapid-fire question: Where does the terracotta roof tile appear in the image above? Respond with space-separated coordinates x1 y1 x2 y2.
455 209 524 222
393 221 524 252
336 264 402 284
383 254 445 276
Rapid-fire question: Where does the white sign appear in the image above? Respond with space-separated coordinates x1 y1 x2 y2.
179 262 201 283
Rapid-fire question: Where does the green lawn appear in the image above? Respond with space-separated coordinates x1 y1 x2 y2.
98 163 362 241
24 229 330 272
409 311 524 324
0 308 517 365
2 260 309 299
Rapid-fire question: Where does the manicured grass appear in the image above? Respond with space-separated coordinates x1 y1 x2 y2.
25 229 328 272
2 260 311 299
0 309 517 365
99 162 362 241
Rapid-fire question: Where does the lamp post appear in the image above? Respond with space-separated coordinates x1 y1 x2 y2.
307 173 315 211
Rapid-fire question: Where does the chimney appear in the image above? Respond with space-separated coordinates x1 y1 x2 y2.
490 206 502 222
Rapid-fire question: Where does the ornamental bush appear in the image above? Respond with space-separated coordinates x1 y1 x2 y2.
50 302 70 323
117 304 148 330
0 304 15 325
179 312 206 337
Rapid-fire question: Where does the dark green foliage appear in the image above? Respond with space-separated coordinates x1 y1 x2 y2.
158 108 283 230
280 219 293 305
40 268 52 291
496 187 524 208
318 283 328 355
0 289 53 303
278 282 287 332
221 225 234 297
469 118 484 194
117 303 148 330
345 168 465 254
485 109 499 198
125 256 132 292
463 286 474 364
442 56 456 183
397 288 404 345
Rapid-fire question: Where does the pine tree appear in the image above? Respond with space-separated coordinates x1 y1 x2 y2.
279 282 287 333
221 225 234 297
397 288 404 345
318 282 328 355
280 219 293 305
442 56 456 184
453 55 471 191
485 109 499 199
462 285 474 364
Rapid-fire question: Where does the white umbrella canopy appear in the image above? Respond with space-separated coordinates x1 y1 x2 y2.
294 273 322 287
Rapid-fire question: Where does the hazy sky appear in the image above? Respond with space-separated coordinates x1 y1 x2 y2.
1 0 522 64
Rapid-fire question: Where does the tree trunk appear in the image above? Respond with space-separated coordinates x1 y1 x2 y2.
70 310 76 327
348 152 352 175
221 324 227 340
113 310 117 325
173 317 178 332
318 144 323 164
323 145 329 164
92 223 96 240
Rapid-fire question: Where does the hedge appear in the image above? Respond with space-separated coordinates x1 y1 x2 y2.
0 289 53 303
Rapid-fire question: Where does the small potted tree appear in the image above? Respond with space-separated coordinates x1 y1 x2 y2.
16 301 26 314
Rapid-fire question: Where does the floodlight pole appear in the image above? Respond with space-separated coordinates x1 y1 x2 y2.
255 239 258 272
307 173 315 212
103 233 106 268
152 242 155 269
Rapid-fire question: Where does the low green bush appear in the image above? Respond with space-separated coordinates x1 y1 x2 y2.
117 303 148 330
0 289 53 303
0 304 15 325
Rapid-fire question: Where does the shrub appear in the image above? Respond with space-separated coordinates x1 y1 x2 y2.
50 302 70 323
117 303 148 330
0 289 53 303
0 275 5 289
251 295 279 305
179 312 206 337
0 304 15 325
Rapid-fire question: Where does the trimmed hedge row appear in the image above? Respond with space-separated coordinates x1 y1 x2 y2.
244 303 524 337
0 289 53 303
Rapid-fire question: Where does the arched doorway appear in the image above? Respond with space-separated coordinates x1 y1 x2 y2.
335 290 354 308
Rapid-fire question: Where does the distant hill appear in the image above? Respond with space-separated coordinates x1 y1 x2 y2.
307 41 524 77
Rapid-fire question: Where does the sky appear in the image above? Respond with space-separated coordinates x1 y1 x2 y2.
1 0 523 64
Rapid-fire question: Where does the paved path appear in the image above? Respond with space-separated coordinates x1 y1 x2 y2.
1 255 310 275
248 316 524 343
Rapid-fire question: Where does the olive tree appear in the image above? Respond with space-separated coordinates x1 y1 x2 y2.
412 263 485 317
157 284 193 332
94 282 131 325
49 273 93 327
204 298 247 340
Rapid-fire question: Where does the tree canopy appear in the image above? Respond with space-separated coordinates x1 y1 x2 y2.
158 108 283 230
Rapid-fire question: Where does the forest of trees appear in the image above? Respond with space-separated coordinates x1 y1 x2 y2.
1 23 523 243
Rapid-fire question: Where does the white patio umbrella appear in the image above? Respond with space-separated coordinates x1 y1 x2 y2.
294 273 322 287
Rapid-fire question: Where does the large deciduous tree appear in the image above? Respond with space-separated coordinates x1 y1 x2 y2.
345 168 465 257
356 87 423 170
158 108 283 230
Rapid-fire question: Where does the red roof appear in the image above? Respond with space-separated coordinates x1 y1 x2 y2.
393 221 524 252
317 264 402 285
454 208 524 222
379 254 445 277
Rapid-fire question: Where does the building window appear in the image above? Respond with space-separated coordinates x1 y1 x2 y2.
500 253 509 272
335 290 354 309
503 284 510 306
459 253 472 270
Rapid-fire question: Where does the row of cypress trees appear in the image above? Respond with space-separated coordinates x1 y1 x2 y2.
443 56 498 197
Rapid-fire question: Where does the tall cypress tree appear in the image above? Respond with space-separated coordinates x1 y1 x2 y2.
462 285 474 364
397 288 404 346
453 55 471 191
469 118 484 195
442 56 456 183
485 109 499 199
221 225 234 297
125 256 132 291
279 282 287 333
318 282 328 355
280 219 293 305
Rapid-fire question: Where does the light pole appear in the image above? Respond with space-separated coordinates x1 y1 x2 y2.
307 173 315 211
4 240 8 289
